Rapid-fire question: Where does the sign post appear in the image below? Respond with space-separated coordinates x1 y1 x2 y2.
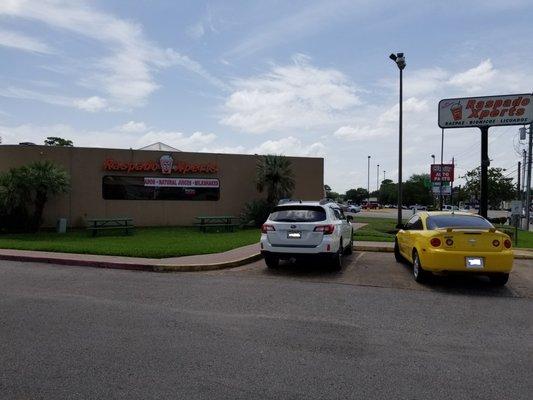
438 93 533 218
511 200 522 246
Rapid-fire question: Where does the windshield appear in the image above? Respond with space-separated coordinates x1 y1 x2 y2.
270 206 326 222
426 215 493 230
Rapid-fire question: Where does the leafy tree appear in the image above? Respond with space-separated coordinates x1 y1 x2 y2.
256 155 295 205
0 161 70 232
403 174 433 206
345 188 369 204
44 137 73 147
462 167 515 208
378 179 397 205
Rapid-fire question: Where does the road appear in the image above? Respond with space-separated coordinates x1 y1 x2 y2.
1 254 532 400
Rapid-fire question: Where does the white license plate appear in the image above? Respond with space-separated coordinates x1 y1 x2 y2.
287 232 301 239
465 257 484 269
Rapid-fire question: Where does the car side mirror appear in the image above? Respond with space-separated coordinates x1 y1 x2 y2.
346 215 354 222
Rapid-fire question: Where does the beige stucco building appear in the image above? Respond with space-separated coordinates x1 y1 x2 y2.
0 145 324 227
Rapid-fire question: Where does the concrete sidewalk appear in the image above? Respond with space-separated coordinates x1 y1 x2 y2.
0 241 530 272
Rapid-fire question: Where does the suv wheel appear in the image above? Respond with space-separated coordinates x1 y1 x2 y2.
264 254 279 269
330 241 343 271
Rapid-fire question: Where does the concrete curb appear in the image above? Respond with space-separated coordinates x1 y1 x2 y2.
0 252 264 272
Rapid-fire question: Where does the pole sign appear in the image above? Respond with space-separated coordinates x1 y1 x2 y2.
430 164 454 182
432 183 451 195
438 94 533 128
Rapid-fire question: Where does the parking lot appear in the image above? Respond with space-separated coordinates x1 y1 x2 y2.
1 254 532 399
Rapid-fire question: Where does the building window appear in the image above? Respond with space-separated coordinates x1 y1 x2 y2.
102 176 220 201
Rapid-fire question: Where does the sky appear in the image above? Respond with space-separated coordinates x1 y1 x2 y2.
0 0 532 193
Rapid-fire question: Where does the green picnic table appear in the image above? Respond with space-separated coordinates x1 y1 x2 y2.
194 215 239 232
86 217 134 237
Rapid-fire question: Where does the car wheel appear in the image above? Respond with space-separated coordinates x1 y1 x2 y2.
489 273 509 286
264 254 279 269
344 231 353 255
330 242 343 271
412 250 428 283
394 239 404 263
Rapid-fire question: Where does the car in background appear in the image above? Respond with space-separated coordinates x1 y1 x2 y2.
442 205 459 211
347 204 361 213
260 200 354 270
409 204 428 211
394 212 513 285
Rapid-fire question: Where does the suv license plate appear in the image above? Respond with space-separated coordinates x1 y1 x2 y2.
465 257 484 269
287 232 301 239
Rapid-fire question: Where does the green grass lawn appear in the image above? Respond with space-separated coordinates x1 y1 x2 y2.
0 227 260 258
353 217 401 243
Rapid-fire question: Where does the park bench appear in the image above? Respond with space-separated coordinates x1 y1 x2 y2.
86 217 134 237
194 216 239 232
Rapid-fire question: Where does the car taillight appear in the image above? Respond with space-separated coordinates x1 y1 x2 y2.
492 239 500 247
261 224 275 233
430 238 441 247
504 239 512 249
445 238 454 246
314 225 335 234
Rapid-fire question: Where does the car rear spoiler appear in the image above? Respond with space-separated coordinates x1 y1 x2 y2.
439 227 496 233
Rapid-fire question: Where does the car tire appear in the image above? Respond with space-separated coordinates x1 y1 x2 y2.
264 254 279 269
412 250 428 283
489 273 509 286
394 239 404 263
330 242 343 271
344 231 353 255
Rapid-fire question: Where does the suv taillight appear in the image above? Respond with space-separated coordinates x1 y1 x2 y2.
314 225 335 234
261 224 275 234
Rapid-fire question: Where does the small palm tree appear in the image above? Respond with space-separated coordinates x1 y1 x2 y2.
256 155 295 205
26 161 70 231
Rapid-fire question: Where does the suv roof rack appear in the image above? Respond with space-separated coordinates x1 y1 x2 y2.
319 198 336 205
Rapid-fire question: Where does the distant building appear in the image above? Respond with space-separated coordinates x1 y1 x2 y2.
138 142 181 152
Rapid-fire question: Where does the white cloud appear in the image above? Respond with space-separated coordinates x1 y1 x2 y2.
117 121 148 133
448 59 497 92
186 22 205 39
0 28 54 54
333 125 387 141
221 55 360 133
250 136 326 157
0 0 225 109
74 96 108 112
136 130 217 151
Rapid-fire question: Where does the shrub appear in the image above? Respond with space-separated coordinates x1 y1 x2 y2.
241 199 273 228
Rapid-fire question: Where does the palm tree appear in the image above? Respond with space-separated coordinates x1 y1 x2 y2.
0 161 70 232
256 155 295 205
26 161 70 231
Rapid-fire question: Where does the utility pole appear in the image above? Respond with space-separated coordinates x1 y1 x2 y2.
525 123 532 231
479 127 490 218
517 161 521 198
377 164 380 192
367 155 371 204
450 157 455 207
523 149 527 217
383 170 386 181
440 128 444 210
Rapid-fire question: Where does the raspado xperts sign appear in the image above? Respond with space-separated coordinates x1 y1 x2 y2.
438 94 533 128
103 155 218 174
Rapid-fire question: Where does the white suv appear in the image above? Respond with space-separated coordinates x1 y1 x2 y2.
260 200 354 270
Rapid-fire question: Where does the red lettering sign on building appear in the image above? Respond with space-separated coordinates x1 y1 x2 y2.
103 155 218 174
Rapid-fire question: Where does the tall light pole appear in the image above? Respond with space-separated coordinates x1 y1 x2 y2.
389 52 406 228
367 155 371 204
431 154 435 164
377 164 380 191
525 124 532 231
383 170 386 181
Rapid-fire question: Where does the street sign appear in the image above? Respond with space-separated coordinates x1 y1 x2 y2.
510 200 522 216
432 183 451 195
430 164 454 182
438 94 533 129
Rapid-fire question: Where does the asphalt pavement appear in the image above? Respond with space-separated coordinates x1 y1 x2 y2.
1 254 532 400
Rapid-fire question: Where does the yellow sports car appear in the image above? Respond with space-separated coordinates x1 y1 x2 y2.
395 212 513 285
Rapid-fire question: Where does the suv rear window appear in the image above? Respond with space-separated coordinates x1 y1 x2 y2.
426 215 493 230
270 206 326 222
